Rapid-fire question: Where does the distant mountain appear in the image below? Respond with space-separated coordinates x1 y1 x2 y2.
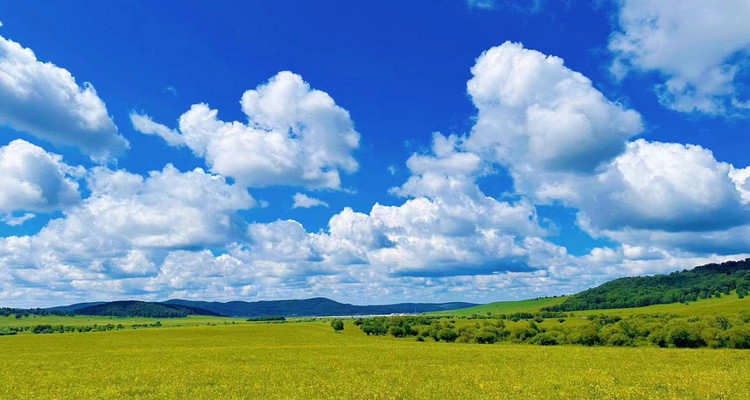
544 258 750 312
73 301 222 318
163 297 478 318
47 298 477 318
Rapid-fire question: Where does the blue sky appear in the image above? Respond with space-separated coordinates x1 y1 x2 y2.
0 1 748 307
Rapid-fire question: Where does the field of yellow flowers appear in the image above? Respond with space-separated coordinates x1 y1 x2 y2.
1 320 749 399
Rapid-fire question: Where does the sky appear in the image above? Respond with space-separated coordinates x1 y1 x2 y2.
0 0 749 307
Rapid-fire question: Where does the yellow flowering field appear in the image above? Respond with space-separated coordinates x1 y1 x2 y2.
1 321 748 399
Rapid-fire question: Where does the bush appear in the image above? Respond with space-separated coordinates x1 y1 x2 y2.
438 328 458 343
531 332 561 346
668 324 705 348
330 319 344 332
568 326 599 346
726 326 750 349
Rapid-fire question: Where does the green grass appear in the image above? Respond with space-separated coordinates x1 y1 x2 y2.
0 321 748 399
435 292 750 318
574 292 750 317
430 296 568 316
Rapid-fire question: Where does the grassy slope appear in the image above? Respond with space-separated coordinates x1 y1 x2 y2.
434 292 750 318
0 321 748 399
429 297 568 316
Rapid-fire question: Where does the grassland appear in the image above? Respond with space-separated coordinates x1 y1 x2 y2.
439 292 750 317
429 296 568 316
1 321 749 399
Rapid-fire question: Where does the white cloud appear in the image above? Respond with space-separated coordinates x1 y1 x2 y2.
466 41 643 175
292 193 329 209
1 213 35 226
78 164 255 248
0 35 128 160
132 71 359 189
0 139 81 214
463 41 750 254
467 0 496 10
129 113 184 147
609 0 750 114
576 140 748 233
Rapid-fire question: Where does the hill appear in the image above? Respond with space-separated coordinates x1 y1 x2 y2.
74 301 222 318
164 297 477 317
428 297 567 317
543 258 750 312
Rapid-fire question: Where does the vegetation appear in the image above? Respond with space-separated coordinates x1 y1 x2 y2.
246 316 286 322
330 319 344 332
429 297 567 317
545 258 750 312
0 321 748 399
75 301 220 318
0 307 73 318
359 293 750 349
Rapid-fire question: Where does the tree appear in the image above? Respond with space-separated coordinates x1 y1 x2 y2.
331 319 344 332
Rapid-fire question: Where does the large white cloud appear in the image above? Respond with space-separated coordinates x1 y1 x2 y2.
463 41 750 254
609 0 750 114
0 139 81 217
78 164 255 248
576 140 749 233
131 71 359 189
466 41 643 175
0 35 128 160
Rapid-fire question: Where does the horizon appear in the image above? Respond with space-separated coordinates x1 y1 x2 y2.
1 1 750 308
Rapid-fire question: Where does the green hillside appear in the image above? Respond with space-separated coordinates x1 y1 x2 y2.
431 290 750 319
545 258 750 312
429 297 567 316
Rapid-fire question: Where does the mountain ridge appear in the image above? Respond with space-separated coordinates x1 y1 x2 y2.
48 297 478 318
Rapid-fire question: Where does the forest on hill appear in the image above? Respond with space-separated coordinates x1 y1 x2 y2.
544 259 750 312
74 301 221 318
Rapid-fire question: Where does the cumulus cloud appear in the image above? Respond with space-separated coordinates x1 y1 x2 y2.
0 35 128 160
609 0 750 114
292 193 329 209
576 140 748 233
132 71 359 189
466 41 643 175
464 41 750 255
0 139 81 215
79 164 255 248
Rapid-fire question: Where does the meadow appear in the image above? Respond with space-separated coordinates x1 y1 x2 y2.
1 295 749 399
1 320 750 399
437 291 750 318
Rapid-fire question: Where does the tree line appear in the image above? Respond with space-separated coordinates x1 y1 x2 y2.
355 312 750 349
544 259 750 312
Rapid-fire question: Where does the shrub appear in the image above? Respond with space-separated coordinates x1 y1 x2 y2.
668 324 705 348
438 328 458 343
568 326 599 346
531 332 560 346
331 319 344 332
726 326 750 349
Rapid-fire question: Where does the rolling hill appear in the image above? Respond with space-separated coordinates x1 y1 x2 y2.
164 297 478 317
543 258 750 312
49 298 478 318
73 301 221 318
